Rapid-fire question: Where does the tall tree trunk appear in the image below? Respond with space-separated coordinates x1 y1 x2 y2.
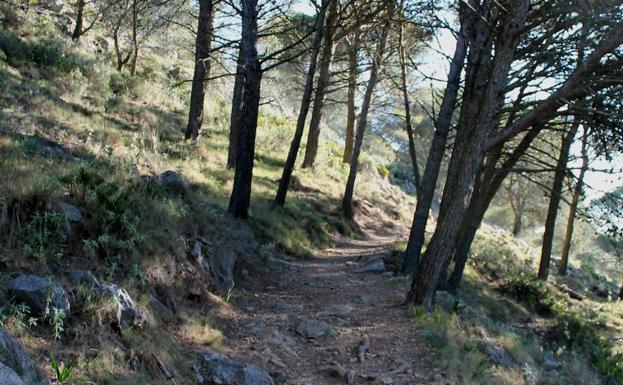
401 17 467 276
228 49 245 168
301 0 338 168
342 2 394 219
558 130 589 275
129 0 139 76
619 283 623 301
445 126 542 293
343 30 360 164
274 1 328 206
508 175 524 236
228 0 261 219
72 0 85 41
406 0 530 309
185 0 215 142
538 120 579 280
398 21 421 195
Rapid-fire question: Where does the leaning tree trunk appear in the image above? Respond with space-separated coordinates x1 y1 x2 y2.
228 49 245 168
406 0 530 309
398 21 421 196
401 18 467 276
301 0 338 168
274 0 328 206
228 0 261 219
72 0 85 41
185 0 215 142
559 130 589 275
538 120 579 280
342 2 394 219
343 30 360 164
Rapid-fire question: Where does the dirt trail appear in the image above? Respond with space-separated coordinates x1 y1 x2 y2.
213 228 431 385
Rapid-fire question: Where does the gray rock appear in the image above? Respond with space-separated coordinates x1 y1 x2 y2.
101 283 144 330
196 351 274 385
295 319 334 339
148 295 178 325
354 258 386 274
542 354 560 371
39 0 65 13
0 329 48 385
58 202 81 222
69 270 100 288
318 304 352 318
353 295 376 306
487 346 513 368
5 275 70 316
269 372 287 385
208 244 238 294
0 362 27 385
159 170 189 195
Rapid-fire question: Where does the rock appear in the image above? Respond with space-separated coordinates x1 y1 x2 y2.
318 304 352 318
542 354 560 371
487 346 513 368
39 0 66 13
208 244 238 294
57 202 81 222
101 283 144 330
382 271 394 277
94 36 110 52
269 372 287 385
0 329 48 385
295 319 334 339
69 270 100 288
591 285 609 299
537 369 559 385
159 170 189 195
0 362 27 385
5 275 70 316
354 258 386 274
148 295 178 325
195 351 275 385
353 294 376 306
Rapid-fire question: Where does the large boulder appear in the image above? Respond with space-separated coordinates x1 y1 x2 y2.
194 351 274 385
5 275 70 316
101 283 145 330
0 362 26 385
208 244 238 294
159 170 189 196
295 319 335 339
0 329 48 385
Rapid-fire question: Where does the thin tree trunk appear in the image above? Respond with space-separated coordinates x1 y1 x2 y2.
301 0 338 168
228 0 261 219
559 130 589 275
343 30 360 164
274 1 328 206
185 0 215 142
508 175 524 236
129 0 139 76
401 19 467 276
538 120 579 280
342 2 394 219
227 49 245 168
399 21 421 195
72 0 85 41
619 283 623 300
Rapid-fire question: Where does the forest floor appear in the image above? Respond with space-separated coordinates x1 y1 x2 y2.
210 219 433 385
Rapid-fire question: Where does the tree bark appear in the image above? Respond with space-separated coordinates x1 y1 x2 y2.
274 1 328 206
72 0 85 41
129 0 139 76
342 30 360 164
538 120 579 280
228 49 245 168
228 0 261 219
398 20 421 195
406 0 530 309
342 1 394 219
185 0 215 142
401 16 467 276
558 130 589 275
301 0 338 168
508 175 524 236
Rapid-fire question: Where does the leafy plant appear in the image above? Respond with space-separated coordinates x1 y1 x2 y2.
503 271 555 315
47 307 65 340
50 355 78 384
24 210 69 260
224 281 236 303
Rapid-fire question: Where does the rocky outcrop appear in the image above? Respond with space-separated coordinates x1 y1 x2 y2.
101 283 145 330
5 275 70 316
159 170 189 196
194 351 274 385
0 329 48 385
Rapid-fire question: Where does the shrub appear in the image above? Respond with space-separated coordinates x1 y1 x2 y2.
502 272 555 315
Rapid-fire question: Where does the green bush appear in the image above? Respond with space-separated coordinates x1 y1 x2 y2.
503 272 555 315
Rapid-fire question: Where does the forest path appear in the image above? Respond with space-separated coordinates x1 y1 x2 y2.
213 225 431 385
